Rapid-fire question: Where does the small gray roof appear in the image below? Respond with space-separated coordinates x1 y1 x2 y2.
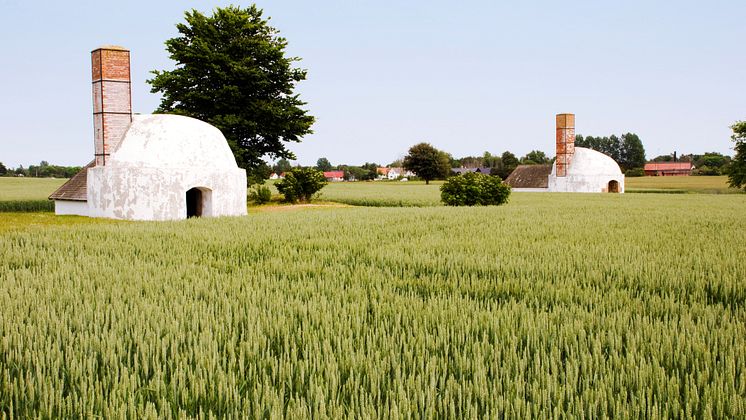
48 160 94 201
452 167 493 175
504 164 552 188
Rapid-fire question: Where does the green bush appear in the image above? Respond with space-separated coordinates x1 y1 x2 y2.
248 185 272 204
0 200 55 212
625 168 645 177
440 172 511 206
276 168 328 203
693 165 722 176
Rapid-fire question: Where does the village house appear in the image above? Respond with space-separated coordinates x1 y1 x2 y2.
385 167 415 180
643 162 693 176
323 171 345 182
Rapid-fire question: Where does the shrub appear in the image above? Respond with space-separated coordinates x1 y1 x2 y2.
0 200 55 212
440 172 511 206
248 185 272 204
693 165 722 176
275 168 328 203
625 168 645 177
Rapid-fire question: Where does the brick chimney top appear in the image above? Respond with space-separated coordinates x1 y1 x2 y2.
92 46 132 166
92 45 129 52
555 113 575 177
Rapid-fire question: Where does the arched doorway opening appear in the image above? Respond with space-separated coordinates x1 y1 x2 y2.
608 180 620 193
186 187 212 218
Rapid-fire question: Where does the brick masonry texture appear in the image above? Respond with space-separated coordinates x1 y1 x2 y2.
92 47 132 166
555 114 575 177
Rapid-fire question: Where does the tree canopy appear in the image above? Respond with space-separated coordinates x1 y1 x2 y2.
275 167 327 203
403 143 451 184
575 133 646 171
494 151 519 179
441 172 511 206
520 150 551 165
727 121 746 190
316 157 333 172
148 5 314 183
273 159 292 174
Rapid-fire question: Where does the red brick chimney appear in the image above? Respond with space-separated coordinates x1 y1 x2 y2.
555 113 575 177
91 46 132 166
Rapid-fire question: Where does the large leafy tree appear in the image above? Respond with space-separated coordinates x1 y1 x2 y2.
275 167 327 203
620 133 646 171
521 150 551 165
728 121 746 190
403 143 451 184
316 157 333 172
148 5 314 182
273 158 292 174
494 151 519 179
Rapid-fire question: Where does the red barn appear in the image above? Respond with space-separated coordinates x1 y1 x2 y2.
644 162 693 176
323 171 345 182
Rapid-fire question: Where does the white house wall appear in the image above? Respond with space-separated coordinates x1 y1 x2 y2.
87 166 247 221
548 174 625 193
54 200 89 216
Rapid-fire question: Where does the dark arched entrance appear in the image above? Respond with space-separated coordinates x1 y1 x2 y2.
608 180 620 193
186 188 203 217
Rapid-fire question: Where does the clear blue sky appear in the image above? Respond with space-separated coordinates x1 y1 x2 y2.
1 0 744 168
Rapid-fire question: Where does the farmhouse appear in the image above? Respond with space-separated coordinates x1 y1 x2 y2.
644 162 692 176
505 114 625 193
49 46 247 220
323 171 345 182
387 167 415 180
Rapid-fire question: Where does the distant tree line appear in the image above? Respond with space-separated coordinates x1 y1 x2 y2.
262 127 738 184
575 133 646 173
0 161 82 178
271 157 380 181
451 150 549 179
650 152 733 176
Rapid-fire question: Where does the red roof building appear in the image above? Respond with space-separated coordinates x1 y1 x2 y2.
323 171 345 181
644 162 693 176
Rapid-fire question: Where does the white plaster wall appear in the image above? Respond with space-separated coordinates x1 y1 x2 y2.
87 166 246 221
54 200 89 216
547 147 625 193
548 174 625 193
110 115 237 169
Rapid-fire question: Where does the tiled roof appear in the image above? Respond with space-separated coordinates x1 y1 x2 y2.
504 164 552 188
644 162 692 171
323 171 344 178
48 160 94 201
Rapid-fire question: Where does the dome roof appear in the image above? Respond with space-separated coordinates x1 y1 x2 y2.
553 147 623 176
109 114 238 169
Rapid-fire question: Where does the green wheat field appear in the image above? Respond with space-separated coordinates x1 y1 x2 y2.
1 178 744 418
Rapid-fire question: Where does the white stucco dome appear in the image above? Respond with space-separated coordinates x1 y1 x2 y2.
548 146 625 193
109 114 238 168
553 147 623 176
